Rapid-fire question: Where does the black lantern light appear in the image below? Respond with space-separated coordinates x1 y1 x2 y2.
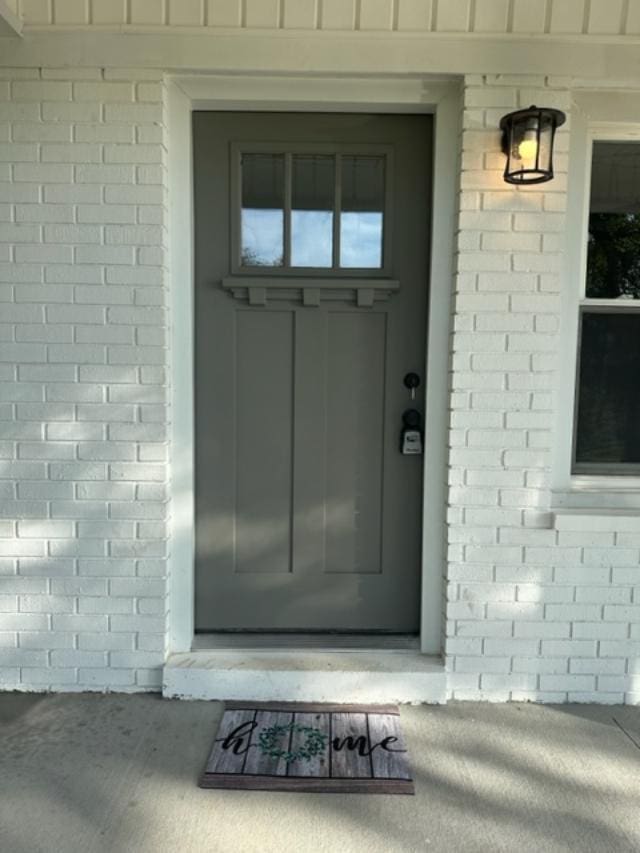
500 105 566 185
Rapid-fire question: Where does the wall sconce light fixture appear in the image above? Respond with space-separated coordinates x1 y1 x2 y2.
500 105 566 185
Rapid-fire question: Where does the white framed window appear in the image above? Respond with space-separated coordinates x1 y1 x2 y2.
229 142 394 277
572 140 640 475
553 111 640 502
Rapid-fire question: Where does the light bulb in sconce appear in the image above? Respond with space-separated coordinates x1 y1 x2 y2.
518 138 538 165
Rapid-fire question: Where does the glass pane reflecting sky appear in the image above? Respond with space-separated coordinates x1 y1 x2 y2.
241 153 284 267
292 155 334 268
340 155 385 268
241 209 284 267
340 212 383 268
240 150 386 270
291 211 333 267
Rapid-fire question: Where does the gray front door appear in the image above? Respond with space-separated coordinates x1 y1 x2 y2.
193 112 431 632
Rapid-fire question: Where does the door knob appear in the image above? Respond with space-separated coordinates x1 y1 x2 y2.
403 372 420 400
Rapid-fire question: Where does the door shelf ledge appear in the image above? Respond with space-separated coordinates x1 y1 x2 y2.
221 276 400 307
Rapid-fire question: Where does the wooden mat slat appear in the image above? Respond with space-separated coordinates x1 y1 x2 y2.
367 712 411 780
331 713 372 779
287 712 330 778
205 708 256 775
243 710 292 776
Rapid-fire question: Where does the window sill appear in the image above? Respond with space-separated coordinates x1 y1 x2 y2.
551 506 640 532
551 478 640 516
568 474 640 491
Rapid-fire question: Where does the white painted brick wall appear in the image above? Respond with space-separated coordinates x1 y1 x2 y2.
445 74 639 706
0 67 168 693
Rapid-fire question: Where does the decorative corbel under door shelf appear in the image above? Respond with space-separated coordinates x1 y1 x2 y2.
221 277 400 307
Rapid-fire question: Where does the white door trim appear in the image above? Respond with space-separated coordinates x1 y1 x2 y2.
167 73 461 656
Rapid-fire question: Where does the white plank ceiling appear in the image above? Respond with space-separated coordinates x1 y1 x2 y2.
5 0 640 36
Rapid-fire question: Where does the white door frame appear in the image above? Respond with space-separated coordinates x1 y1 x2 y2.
167 73 461 656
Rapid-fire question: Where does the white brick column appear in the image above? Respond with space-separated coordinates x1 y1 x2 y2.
446 74 572 700
0 68 169 692
445 75 640 705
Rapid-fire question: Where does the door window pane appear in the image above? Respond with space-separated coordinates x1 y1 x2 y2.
291 155 334 268
241 153 284 267
340 155 385 269
587 143 640 299
575 312 640 466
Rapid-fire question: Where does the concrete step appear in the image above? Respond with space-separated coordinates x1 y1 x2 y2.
163 650 447 703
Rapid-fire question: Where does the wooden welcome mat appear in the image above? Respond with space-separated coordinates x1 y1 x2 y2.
200 702 414 794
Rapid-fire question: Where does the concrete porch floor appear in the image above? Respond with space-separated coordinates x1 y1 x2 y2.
0 695 638 853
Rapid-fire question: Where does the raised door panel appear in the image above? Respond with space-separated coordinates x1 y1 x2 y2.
235 310 294 575
325 311 386 575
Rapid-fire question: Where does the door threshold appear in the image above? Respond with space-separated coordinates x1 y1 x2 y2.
192 632 420 652
163 649 446 703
